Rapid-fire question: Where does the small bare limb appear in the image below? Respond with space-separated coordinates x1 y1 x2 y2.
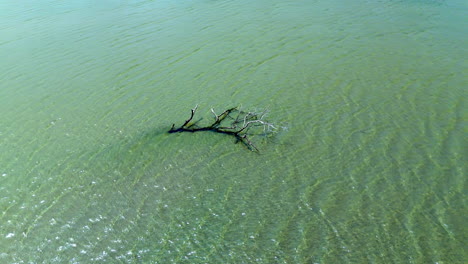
210 108 219 123
181 104 198 128
211 107 237 128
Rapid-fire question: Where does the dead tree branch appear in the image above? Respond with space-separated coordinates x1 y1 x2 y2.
168 106 277 152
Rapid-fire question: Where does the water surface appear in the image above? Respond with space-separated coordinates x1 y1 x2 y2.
0 0 466 263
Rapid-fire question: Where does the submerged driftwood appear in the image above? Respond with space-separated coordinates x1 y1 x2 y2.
168 105 277 152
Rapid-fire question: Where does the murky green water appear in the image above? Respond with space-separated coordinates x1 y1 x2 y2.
1 0 466 263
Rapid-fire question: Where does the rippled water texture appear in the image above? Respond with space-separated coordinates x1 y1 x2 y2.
0 0 466 263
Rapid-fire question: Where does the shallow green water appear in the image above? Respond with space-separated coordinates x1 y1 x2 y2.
0 0 466 263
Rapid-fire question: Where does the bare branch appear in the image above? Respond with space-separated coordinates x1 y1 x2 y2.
181 104 198 128
168 106 277 152
210 108 219 122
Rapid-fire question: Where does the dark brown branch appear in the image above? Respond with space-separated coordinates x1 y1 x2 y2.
181 104 198 127
168 106 277 152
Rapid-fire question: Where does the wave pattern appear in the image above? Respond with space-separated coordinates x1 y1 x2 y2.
0 0 466 263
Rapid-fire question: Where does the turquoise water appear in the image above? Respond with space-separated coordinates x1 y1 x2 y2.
1 0 466 263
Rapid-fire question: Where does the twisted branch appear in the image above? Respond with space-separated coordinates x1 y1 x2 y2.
168 106 276 152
